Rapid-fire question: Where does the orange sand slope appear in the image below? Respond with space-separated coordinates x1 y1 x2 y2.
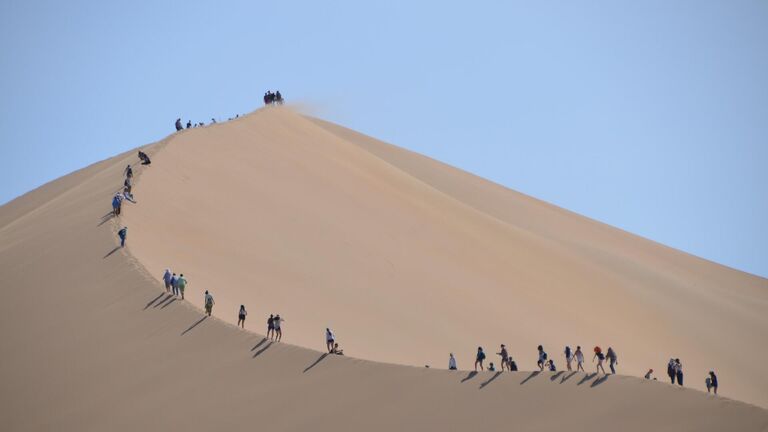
125 107 768 408
0 108 765 432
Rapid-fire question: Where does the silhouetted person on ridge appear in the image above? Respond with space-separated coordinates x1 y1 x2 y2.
175 118 183 131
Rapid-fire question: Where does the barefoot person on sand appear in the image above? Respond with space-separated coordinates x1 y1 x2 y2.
537 345 548 371
238 305 247 329
475 347 486 371
204 290 214 316
326 328 335 353
565 346 573 371
267 314 275 340
593 347 606 374
273 314 284 341
497 344 509 371
162 269 172 293
176 274 187 299
574 346 585 372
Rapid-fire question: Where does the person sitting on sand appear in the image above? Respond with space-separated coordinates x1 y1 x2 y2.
186 120 191 129
545 359 556 372
162 269 172 293
138 151 151 165
331 343 344 355
508 357 518 371
118 226 127 247
593 347 606 374
238 305 247 329
124 177 133 194
537 345 548 371
645 369 654 379
204 290 214 316
475 347 486 371
574 346 585 372
326 328 335 353
488 362 496 372
497 344 509 371
448 353 457 370
273 314 284 341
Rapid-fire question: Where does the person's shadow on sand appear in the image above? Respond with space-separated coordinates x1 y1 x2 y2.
550 371 564 381
252 342 273 358
181 316 207 336
480 372 502 389
591 374 609 387
520 371 540 385
103 246 121 258
560 371 578 384
303 353 329 373
578 373 597 385
144 293 165 310
461 371 478 383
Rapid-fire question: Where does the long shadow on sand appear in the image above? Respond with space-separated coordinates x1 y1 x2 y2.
181 316 207 336
560 371 578 384
479 372 502 389
577 373 597 385
252 342 273 358
154 294 174 308
251 338 268 351
461 371 478 383
591 374 609 387
303 353 329 373
98 213 115 227
520 371 540 385
550 371 564 381
161 298 177 309
103 246 121 258
144 293 165 310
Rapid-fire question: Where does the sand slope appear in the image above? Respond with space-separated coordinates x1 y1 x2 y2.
123 108 768 408
0 108 767 431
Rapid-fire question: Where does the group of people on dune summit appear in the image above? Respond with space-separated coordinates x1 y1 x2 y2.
109 108 722 398
174 114 243 131
263 90 283 106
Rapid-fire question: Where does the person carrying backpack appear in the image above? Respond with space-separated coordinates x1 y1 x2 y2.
475 347 486 371
204 290 214 316
593 346 606 374
537 345 548 371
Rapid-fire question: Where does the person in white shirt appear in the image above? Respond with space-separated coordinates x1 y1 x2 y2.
574 346 585 372
448 353 457 370
204 291 215 316
326 328 335 353
273 314 284 341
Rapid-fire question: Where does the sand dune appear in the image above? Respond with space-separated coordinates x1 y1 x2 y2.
124 107 768 407
1 107 767 431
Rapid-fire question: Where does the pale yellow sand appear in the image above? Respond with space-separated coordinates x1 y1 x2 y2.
0 107 766 431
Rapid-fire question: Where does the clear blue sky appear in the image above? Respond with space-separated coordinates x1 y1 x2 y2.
1 1 766 277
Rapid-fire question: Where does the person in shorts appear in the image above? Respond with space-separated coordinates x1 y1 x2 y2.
267 314 275 340
176 274 187 299
273 314 284 341
238 305 247 329
326 328 335 353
